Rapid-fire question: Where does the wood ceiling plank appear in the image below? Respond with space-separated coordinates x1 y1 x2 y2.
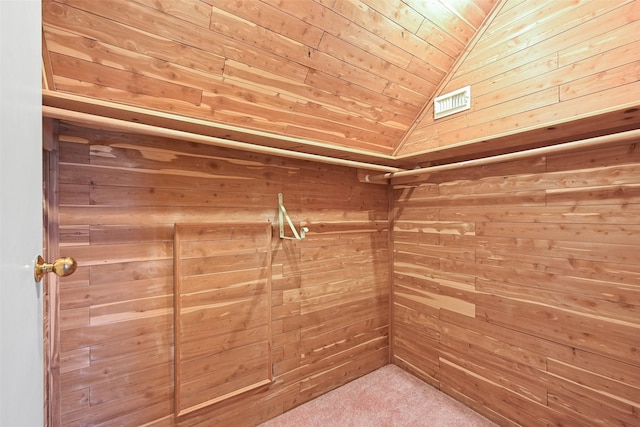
317 33 434 100
383 82 432 109
400 0 640 158
203 84 400 154
357 126 404 150
50 76 288 136
329 16 414 70
307 49 389 93
55 0 210 48
414 17 465 59
44 26 222 91
557 37 640 90
43 2 226 75
209 6 314 65
222 59 317 100
406 56 447 86
360 0 425 33
404 0 476 45
451 53 557 100
461 0 633 76
225 60 414 128
44 0 639 165
393 0 506 156
558 17 640 67
560 60 640 102
292 100 406 140
332 0 455 71
208 74 299 113
471 0 500 16
400 91 640 164
481 0 548 37
132 0 212 29
49 52 203 105
284 125 393 154
260 0 345 35
214 0 325 48
303 69 420 120
53 0 309 81
265 0 414 69
409 86 559 148
440 0 489 28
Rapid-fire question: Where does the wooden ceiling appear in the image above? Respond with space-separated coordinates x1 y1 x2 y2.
42 1 640 170
42 0 499 162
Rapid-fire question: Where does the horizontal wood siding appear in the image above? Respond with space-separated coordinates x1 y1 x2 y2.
173 223 273 416
391 139 640 425
53 123 390 426
398 0 640 157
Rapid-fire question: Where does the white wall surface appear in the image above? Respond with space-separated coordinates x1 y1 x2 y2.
0 0 44 425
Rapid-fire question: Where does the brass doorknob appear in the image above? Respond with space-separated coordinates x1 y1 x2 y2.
34 255 77 282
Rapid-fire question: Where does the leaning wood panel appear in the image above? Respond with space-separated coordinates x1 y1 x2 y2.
53 122 390 426
174 223 273 417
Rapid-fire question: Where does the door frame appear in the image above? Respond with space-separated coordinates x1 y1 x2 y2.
43 118 61 427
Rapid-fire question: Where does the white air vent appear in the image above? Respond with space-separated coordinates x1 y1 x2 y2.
433 86 471 119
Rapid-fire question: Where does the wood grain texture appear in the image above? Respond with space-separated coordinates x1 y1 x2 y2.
397 0 640 160
391 138 640 426
41 0 498 156
52 122 390 426
41 0 640 168
174 223 273 416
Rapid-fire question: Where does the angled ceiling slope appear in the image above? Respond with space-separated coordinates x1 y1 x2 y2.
42 0 640 169
42 0 499 161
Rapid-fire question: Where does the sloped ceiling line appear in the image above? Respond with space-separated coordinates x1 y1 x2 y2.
42 0 640 168
41 0 500 157
393 0 507 156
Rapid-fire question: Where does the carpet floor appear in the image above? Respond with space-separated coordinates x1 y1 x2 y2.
259 364 498 426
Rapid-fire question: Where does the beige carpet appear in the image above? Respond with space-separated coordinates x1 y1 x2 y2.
259 364 497 426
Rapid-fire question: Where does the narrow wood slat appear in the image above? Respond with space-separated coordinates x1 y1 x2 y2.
42 2 226 75
547 372 639 426
477 296 640 367
439 204 640 226
49 52 202 105
44 25 221 92
476 221 640 245
440 341 549 404
60 346 172 393
439 359 551 427
547 358 640 406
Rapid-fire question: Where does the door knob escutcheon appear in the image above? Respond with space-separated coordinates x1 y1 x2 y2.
34 255 77 282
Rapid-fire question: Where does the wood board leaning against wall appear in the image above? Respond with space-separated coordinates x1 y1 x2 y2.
49 122 390 426
391 138 640 426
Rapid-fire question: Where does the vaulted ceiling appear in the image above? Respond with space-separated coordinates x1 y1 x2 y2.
42 0 499 162
42 1 640 170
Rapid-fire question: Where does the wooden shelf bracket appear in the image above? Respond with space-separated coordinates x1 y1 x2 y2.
278 193 308 240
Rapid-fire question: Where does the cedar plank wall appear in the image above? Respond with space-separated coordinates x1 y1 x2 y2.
397 0 640 157
53 123 390 426
392 140 640 426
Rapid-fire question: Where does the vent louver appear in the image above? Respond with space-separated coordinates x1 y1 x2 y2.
433 86 471 119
